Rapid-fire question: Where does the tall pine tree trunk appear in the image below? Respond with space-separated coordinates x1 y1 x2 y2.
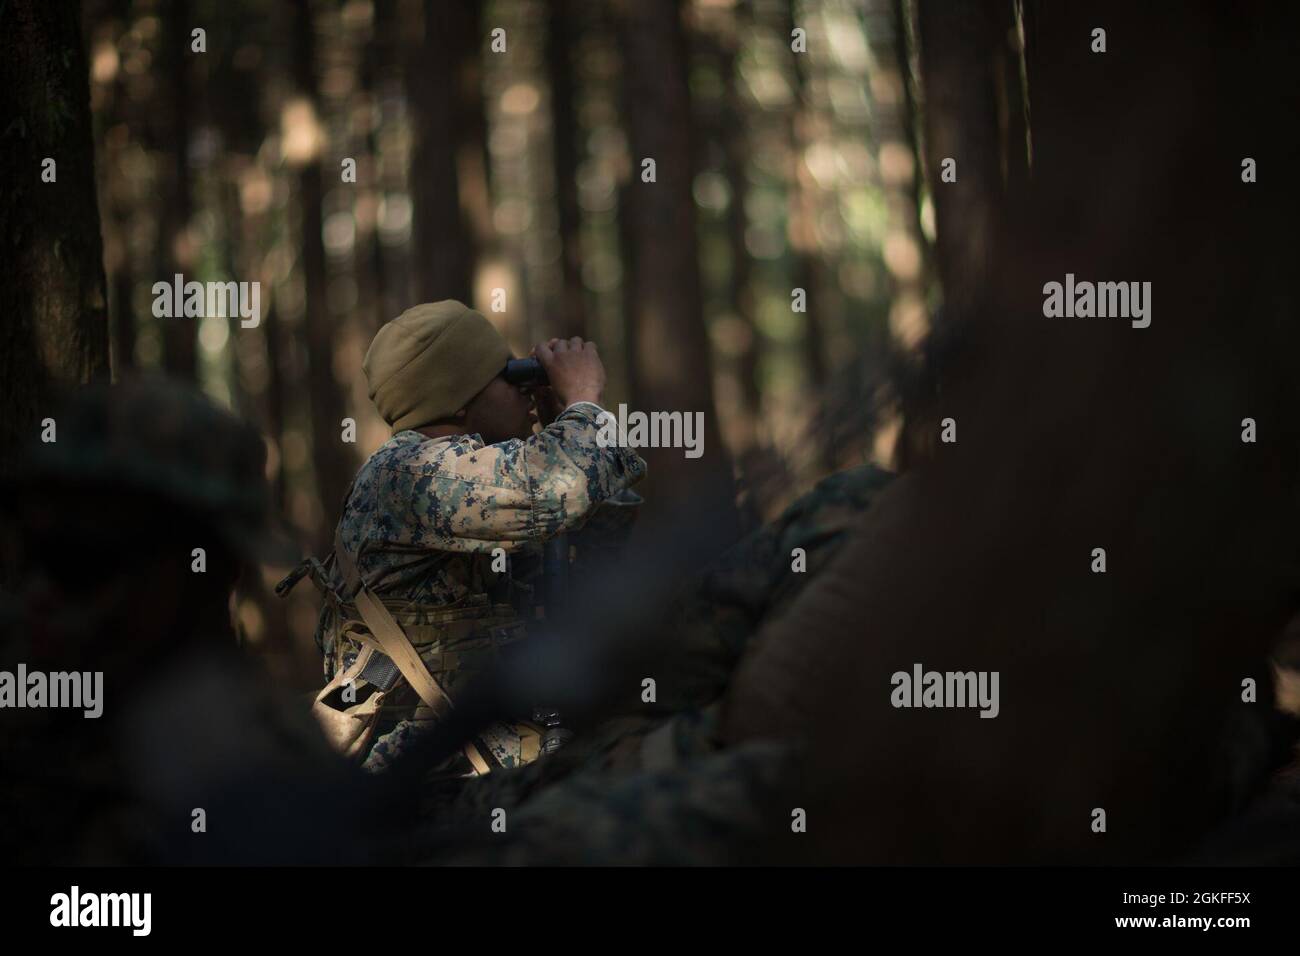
547 0 587 340
159 0 197 378
0 0 110 470
718 2 761 434
784 0 831 470
362 0 395 331
292 0 352 548
406 0 482 305
915 0 1022 320
615 0 737 541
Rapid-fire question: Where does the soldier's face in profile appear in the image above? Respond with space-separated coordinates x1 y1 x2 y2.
464 373 538 444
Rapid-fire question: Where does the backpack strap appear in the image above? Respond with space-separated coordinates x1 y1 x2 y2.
334 525 454 720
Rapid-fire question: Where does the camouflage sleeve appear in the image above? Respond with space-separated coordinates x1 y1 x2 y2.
571 487 643 577
386 401 646 554
649 464 895 712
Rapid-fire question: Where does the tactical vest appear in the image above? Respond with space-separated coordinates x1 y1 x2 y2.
276 538 547 775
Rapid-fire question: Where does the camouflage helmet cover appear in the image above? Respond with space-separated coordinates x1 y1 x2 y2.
8 377 299 565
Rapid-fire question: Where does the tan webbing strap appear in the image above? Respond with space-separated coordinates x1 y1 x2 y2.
334 527 454 720
353 587 453 719
463 741 493 775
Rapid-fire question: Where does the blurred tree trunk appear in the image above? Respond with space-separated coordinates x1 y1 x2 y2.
865 0 930 345
208 4 285 503
724 0 1300 864
158 0 197 378
292 0 352 548
454 2 492 261
892 0 930 278
102 0 136 377
0 0 110 472
406 0 482 306
362 0 395 331
1000 0 1028 191
718 2 761 431
860 0 935 470
691 2 760 452
547 0 587 339
615 0 738 541
723 144 760 430
915 0 1023 319
784 0 831 469
106 92 135 379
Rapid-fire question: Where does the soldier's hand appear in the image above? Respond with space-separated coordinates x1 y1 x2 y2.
535 337 606 409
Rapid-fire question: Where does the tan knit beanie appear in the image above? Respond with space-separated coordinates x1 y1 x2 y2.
363 300 511 431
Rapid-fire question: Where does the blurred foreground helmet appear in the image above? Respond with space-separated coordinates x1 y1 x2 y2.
7 377 299 566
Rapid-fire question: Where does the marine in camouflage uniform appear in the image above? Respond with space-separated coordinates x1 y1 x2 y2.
419 461 1300 865
421 738 797 865
418 463 895 841
279 301 645 776
572 462 895 773
0 378 387 864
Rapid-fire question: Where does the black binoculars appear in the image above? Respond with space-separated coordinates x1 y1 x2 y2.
503 357 549 386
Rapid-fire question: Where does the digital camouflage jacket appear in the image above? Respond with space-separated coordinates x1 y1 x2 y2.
313 401 646 669
291 401 646 772
341 402 644 593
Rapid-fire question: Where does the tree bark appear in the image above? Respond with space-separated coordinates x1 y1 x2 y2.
547 0 587 340
100 0 136 378
406 0 482 306
292 0 353 549
690 2 760 452
615 0 738 541
723 0 1300 864
784 0 832 471
0 0 110 470
362 0 395 332
720 2 761 426
915 0 1022 320
158 0 197 378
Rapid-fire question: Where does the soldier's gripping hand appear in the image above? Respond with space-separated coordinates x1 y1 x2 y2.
534 337 606 409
